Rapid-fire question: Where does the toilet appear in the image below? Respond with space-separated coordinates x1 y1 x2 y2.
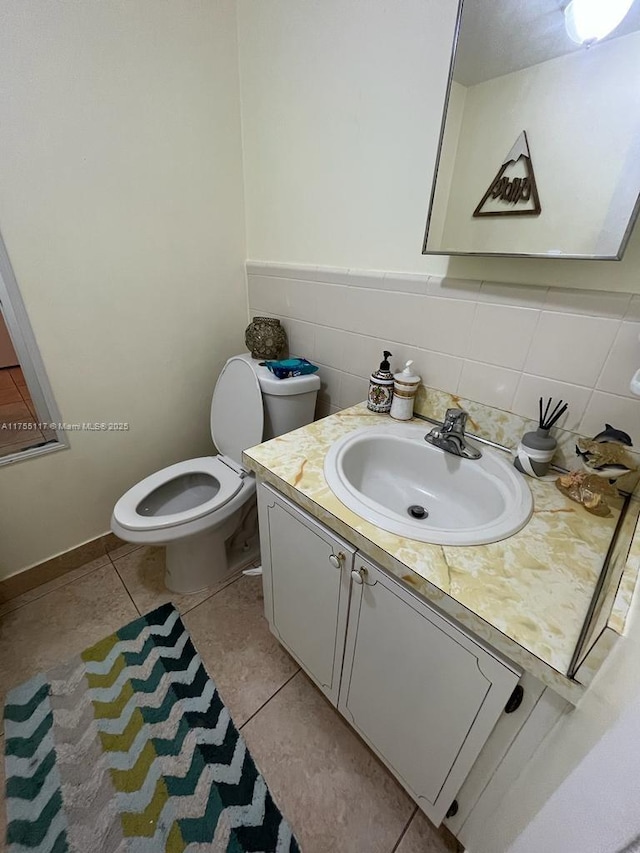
111 353 320 594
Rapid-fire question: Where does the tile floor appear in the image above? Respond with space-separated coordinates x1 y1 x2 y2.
0 366 56 458
0 544 461 852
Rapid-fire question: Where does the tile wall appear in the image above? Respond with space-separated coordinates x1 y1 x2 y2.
247 262 640 445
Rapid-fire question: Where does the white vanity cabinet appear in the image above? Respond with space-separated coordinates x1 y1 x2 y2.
258 483 355 704
339 555 520 825
257 482 522 826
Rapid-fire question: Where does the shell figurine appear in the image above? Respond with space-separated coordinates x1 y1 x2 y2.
556 424 635 516
574 424 634 481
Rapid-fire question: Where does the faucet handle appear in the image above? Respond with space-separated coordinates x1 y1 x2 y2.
444 408 468 429
425 407 481 459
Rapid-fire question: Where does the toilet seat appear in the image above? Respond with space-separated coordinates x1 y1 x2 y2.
113 456 245 532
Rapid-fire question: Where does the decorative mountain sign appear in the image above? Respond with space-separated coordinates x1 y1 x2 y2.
473 131 541 218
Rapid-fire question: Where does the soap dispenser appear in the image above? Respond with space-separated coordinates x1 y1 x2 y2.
367 351 394 413
390 360 421 420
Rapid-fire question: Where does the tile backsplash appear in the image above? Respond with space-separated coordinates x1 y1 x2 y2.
247 261 640 447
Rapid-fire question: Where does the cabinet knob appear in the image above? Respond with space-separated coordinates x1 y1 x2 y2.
329 553 344 569
351 567 367 585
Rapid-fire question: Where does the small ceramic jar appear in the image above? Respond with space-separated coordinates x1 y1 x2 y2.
514 427 557 478
390 361 421 420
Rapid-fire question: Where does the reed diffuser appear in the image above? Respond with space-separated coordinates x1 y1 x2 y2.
514 397 568 478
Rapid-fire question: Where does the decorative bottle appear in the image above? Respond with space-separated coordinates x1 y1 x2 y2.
390 360 421 420
367 351 394 413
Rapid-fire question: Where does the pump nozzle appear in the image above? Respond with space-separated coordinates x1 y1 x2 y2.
380 351 392 371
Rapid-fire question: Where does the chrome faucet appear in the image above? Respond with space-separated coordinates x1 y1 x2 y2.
424 408 482 460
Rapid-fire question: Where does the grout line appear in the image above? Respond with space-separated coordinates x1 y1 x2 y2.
0 558 111 618
459 299 480 367
110 557 142 617
593 320 622 391
239 668 301 731
180 570 248 616
107 550 260 620
253 263 528 301
588 387 640 403
288 323 469 367
108 544 144 562
577 389 595 435
256 306 537 377
250 301 640 425
518 306 543 373
389 805 419 853
18 386 33 406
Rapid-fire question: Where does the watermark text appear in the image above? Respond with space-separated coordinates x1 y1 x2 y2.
1 422 130 432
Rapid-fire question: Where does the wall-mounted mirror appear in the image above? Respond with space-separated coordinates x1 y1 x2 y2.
423 0 640 260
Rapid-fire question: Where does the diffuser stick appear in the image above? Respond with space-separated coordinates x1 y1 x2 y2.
539 398 565 430
546 403 568 430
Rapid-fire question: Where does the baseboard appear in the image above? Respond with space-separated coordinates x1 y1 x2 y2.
0 532 128 605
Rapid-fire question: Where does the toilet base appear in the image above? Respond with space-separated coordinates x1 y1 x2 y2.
165 529 231 595
164 500 259 595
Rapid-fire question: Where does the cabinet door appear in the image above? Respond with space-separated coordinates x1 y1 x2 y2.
258 483 355 705
339 555 520 826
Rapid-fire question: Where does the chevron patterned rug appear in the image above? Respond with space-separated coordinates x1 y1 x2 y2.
3 602 300 853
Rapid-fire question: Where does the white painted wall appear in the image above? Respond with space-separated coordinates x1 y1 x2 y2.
0 1 247 577
504 690 640 853
237 0 459 276
438 32 640 257
237 0 640 292
471 588 640 853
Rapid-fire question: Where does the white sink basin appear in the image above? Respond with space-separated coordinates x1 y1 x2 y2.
324 423 532 546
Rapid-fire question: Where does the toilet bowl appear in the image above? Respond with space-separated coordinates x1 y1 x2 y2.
111 353 319 594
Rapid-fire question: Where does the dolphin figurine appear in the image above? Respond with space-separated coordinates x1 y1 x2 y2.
575 424 635 483
591 424 633 446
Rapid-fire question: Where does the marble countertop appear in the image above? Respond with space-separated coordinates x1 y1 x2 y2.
244 404 638 704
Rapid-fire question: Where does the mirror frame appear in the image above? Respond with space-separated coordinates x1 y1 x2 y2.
422 0 640 261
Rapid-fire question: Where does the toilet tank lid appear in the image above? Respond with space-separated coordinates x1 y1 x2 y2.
246 354 321 396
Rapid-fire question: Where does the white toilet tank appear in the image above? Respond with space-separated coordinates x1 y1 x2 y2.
248 355 320 439
211 353 320 464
